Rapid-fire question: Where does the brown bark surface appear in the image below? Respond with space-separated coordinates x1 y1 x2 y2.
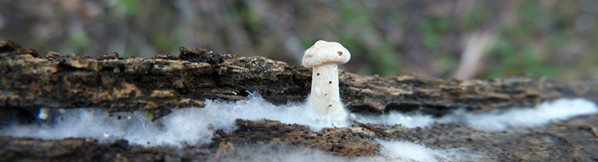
1 40 598 161
1 40 596 116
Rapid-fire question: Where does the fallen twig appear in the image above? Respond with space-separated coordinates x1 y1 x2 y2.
350 119 397 140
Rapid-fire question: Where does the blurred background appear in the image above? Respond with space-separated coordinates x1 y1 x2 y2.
0 0 597 81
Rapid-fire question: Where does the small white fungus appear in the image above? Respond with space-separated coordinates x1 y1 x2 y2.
302 40 352 126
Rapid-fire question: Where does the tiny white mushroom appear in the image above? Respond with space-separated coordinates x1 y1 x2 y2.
38 108 50 120
302 40 350 123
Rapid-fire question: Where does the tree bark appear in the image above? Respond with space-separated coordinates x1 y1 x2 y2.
1 40 596 117
1 40 598 161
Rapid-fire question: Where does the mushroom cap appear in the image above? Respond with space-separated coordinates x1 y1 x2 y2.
302 40 351 68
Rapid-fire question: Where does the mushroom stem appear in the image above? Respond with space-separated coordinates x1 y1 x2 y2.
308 63 347 120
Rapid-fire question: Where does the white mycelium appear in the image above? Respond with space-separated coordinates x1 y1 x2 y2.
3 93 596 161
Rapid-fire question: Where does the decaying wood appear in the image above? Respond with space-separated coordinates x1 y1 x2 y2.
1 40 598 161
2 116 598 161
1 40 596 118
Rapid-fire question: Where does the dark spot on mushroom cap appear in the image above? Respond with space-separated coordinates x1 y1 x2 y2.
325 93 327 96
329 81 332 84
338 51 343 56
329 104 332 107
317 73 320 76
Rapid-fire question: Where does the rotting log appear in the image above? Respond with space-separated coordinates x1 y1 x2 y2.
2 40 598 161
1 40 597 119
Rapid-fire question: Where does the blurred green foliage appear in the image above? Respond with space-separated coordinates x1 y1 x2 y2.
119 0 141 17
